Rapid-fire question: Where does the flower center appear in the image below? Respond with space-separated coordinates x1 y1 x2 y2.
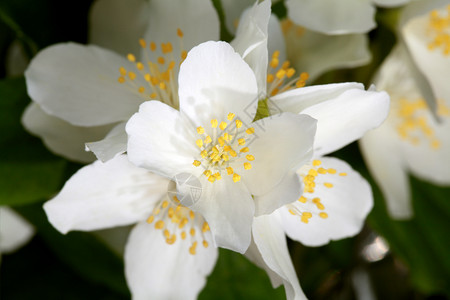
266 50 309 97
287 159 347 224
146 195 211 255
116 28 187 108
395 98 449 149
427 5 450 55
192 113 256 183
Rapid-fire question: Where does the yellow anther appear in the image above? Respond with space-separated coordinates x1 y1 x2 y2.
136 62 144 70
272 50 280 59
202 222 210 232
155 220 165 229
300 72 309 80
203 240 209 248
157 57 165 65
233 173 241 182
144 74 151 82
312 197 320 203
308 169 318 177
162 42 173 54
312 160 321 166
146 215 154 223
204 170 212 177
222 154 229 161
139 39 146 48
218 137 225 146
324 183 334 188
319 212 328 219
270 58 279 68
119 67 127 75
164 229 170 238
128 71 136 80
270 87 279 96
223 132 232 141
227 113 235 121
189 211 195 219
181 231 187 239
301 212 312 224
197 126 205 134
150 41 156 51
289 209 296 215
244 162 252 170
286 68 296 78
118 76 125 83
236 119 243 128
189 241 198 255
213 172 222 180
267 74 274 83
193 160 201 167
138 86 145 93
281 61 290 70
229 150 237 157
246 155 255 161
245 127 255 134
240 147 249 153
177 28 184 38
339 172 347 176
181 50 187 60
223 145 232 151
166 234 176 245
204 135 212 144
150 93 157 98
190 228 196 236
226 167 234 175
159 82 166 90
298 196 307 203
167 207 174 218
168 61 176 70
208 175 216 183
211 119 218 128
318 168 327 174
219 122 227 130
153 208 161 215
179 218 188 229
162 200 169 208
127 54 136 62
327 168 336 174
196 139 203 148
276 69 286 79
238 138 246 146
200 150 208 158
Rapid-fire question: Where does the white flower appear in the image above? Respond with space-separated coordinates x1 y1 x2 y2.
23 0 219 163
360 46 450 219
229 2 390 298
125 41 318 253
222 0 371 81
0 207 34 262
44 155 218 300
285 0 411 35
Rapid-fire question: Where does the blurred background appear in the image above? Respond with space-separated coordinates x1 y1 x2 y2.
0 0 449 299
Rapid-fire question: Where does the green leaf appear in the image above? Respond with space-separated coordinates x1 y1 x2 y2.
199 248 286 300
0 77 66 206
15 203 130 297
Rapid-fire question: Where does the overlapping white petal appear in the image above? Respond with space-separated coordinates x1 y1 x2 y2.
0 207 34 254
22 103 113 163
86 122 128 162
280 157 373 246
125 221 218 300
44 155 169 233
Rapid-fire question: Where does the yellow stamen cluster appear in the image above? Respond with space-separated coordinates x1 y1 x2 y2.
396 98 449 150
116 28 188 108
288 160 347 224
192 113 255 183
146 196 210 255
266 50 309 96
427 5 450 55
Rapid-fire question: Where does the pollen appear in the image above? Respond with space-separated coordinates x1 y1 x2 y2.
426 5 450 55
233 173 241 182
193 160 201 167
244 162 252 170
127 53 136 62
219 121 227 130
155 220 165 229
227 113 235 120
197 126 205 134
324 183 334 188
246 155 255 161
245 127 255 134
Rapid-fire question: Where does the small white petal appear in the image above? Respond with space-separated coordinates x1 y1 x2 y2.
22 103 112 163
0 207 34 253
86 122 127 162
178 41 258 127
253 213 307 300
221 0 255 34
44 155 169 233
89 0 149 56
281 157 373 246
25 43 145 126
125 220 218 300
286 0 376 34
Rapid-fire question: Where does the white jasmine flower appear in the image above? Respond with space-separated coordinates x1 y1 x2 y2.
229 2 390 298
44 155 218 300
23 0 219 162
126 41 318 253
0 207 34 262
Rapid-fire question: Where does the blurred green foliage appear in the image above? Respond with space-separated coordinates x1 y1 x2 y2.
0 0 449 299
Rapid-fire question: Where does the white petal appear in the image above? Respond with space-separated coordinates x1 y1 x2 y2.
253 171 302 216
22 103 112 163
25 43 146 126
178 41 258 127
300 86 390 157
242 113 316 198
89 0 149 56
0 207 34 253
221 0 255 34
280 157 373 246
268 14 287 64
44 155 169 234
191 176 255 254
231 0 271 93
126 101 198 179
253 213 307 300
125 220 218 300
286 0 376 34
142 0 219 66
86 122 127 162
402 3 450 106
359 126 412 219
282 25 371 80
